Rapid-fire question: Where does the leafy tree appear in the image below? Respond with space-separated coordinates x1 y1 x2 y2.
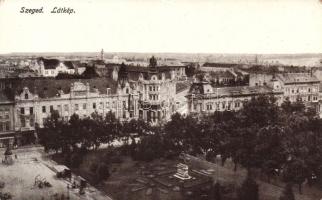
279 183 295 200
96 163 110 182
237 175 259 200
212 182 222 200
38 111 64 153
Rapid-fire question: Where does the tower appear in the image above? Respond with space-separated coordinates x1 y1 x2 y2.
100 49 104 60
149 56 157 68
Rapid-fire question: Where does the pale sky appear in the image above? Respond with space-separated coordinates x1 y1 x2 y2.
0 0 321 54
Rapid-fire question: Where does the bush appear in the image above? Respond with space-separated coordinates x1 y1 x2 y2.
237 176 259 200
279 183 295 200
96 163 110 182
90 163 98 173
70 153 83 168
133 135 165 162
103 148 122 164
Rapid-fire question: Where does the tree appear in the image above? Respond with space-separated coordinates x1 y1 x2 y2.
212 182 222 200
38 111 64 153
237 175 259 200
282 158 308 194
279 183 295 200
96 163 110 182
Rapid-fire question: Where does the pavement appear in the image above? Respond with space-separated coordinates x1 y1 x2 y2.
0 145 112 200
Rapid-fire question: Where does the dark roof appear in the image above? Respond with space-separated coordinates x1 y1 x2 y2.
38 57 60 69
125 66 173 81
277 73 319 84
8 77 118 99
203 62 240 68
63 61 75 69
189 82 281 98
209 71 235 78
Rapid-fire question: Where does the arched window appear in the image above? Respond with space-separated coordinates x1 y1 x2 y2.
25 93 28 99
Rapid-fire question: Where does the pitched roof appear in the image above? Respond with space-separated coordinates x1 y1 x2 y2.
9 77 118 99
38 57 60 69
277 73 319 84
189 82 281 98
63 61 75 69
202 62 240 68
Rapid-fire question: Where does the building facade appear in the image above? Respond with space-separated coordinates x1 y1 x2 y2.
186 81 283 114
14 81 139 132
0 94 15 148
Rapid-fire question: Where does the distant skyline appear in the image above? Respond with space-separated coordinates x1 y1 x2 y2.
0 0 321 54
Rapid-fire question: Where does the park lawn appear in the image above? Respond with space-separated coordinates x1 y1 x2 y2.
52 148 322 200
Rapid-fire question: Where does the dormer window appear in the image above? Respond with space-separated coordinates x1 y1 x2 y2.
25 93 28 99
126 88 129 94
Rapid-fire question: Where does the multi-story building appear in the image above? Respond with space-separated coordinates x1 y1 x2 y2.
0 92 15 148
13 78 139 133
275 73 320 103
31 57 86 77
186 81 283 114
0 77 139 147
117 57 179 124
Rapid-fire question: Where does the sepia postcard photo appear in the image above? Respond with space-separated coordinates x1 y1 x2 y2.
0 0 322 199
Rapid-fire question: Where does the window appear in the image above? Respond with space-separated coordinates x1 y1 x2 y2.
20 107 25 115
64 104 69 112
30 118 34 127
5 121 10 131
126 88 129 94
206 103 212 111
75 104 79 111
308 96 311 101
21 118 25 127
30 107 33 115
100 102 103 109
106 102 110 109
50 105 54 113
25 93 28 99
235 102 240 108
308 88 311 92
42 106 46 113
93 103 96 109
83 103 87 110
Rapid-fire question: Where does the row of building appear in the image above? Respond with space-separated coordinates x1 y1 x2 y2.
186 72 320 115
1 56 322 149
0 57 188 147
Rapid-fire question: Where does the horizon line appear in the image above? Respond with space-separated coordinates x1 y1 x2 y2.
1 51 322 56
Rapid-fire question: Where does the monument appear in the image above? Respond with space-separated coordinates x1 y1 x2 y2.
174 163 191 180
3 147 14 165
